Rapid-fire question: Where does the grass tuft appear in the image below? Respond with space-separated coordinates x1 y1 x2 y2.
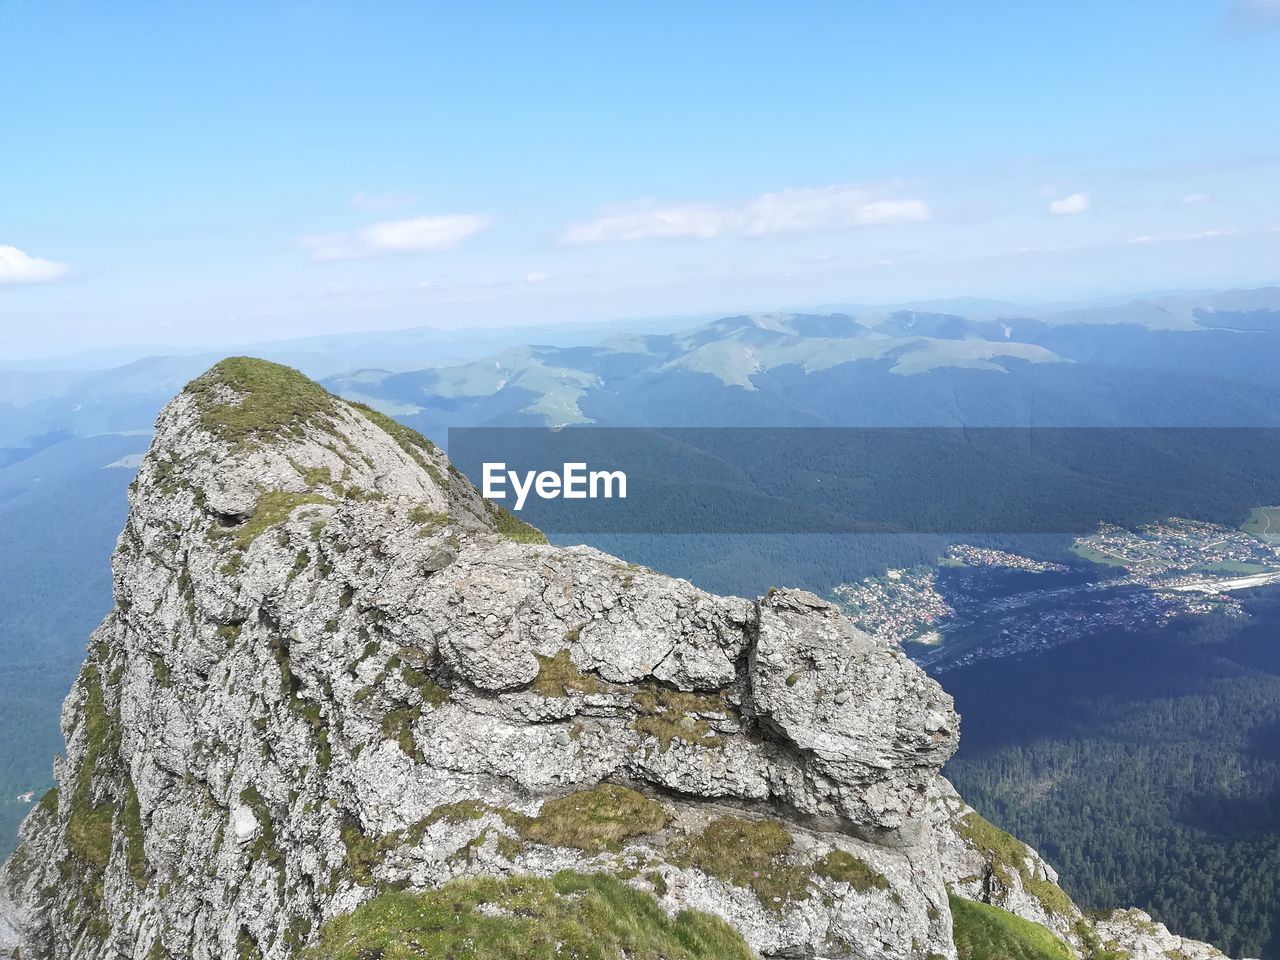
302 870 754 960
491 503 549 544
226 491 332 549
346 401 437 456
514 784 668 853
955 812 1074 917
187 357 338 446
951 894 1074 960
673 816 810 910
334 787 665 892
532 650 603 698
64 666 120 870
813 849 890 893
408 504 450 535
631 686 726 753
121 781 148 887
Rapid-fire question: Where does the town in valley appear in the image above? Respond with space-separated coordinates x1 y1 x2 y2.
831 509 1280 672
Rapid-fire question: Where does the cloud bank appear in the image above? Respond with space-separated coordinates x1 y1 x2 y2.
0 245 69 284
302 214 492 261
559 183 931 245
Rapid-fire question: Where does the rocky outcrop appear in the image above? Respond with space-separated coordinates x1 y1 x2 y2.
0 359 1249 960
1092 909 1230 960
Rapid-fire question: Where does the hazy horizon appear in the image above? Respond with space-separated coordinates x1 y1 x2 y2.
8 280 1280 371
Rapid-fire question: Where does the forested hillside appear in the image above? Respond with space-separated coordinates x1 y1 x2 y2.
945 588 1280 959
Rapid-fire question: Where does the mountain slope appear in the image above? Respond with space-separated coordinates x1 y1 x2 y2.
0 359 1245 959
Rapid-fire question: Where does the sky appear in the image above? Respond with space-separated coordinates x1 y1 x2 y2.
2 0 1279 359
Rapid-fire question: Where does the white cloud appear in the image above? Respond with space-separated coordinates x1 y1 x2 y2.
560 183 930 245
0 244 69 284
559 204 725 244
364 215 492 252
301 214 492 261
1129 235 1158 244
1048 192 1091 215
744 186 930 236
350 191 415 211
525 271 550 283
1181 192 1210 205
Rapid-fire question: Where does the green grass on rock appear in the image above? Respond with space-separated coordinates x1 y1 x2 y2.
229 491 332 549
302 871 754 960
813 849 890 893
188 358 339 446
673 816 810 910
950 895 1074 960
515 784 668 853
532 651 604 698
954 812 1074 917
492 503 549 544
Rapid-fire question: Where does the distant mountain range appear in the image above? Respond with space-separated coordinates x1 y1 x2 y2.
6 285 1279 451
322 286 1280 435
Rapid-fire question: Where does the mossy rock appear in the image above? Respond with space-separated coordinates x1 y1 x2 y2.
955 812 1074 917
238 786 277 865
532 650 603 698
673 815 810 910
400 664 450 707
302 870 754 960
631 686 726 753
491 503 549 544
187 358 339 447
223 491 332 550
381 705 422 759
950 895 1074 960
813 849 890 893
515 784 668 853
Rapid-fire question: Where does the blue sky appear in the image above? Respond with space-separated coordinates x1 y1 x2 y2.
2 0 1278 358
